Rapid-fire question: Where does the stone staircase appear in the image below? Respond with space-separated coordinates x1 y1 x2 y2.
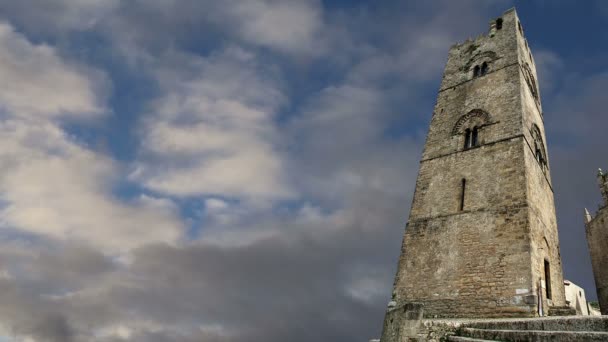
446 316 608 341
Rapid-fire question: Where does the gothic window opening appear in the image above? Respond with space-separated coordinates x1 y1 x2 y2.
473 65 480 78
481 62 488 75
496 18 503 30
460 178 466 211
544 259 552 300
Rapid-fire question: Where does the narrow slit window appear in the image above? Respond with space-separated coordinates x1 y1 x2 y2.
544 259 552 300
473 65 480 78
480 62 488 75
496 18 503 30
460 178 466 211
464 128 471 149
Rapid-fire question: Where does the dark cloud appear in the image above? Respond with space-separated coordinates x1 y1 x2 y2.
0 185 408 341
0 277 75 342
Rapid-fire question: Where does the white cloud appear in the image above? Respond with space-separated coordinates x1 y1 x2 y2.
228 0 324 54
0 120 183 252
0 21 182 252
131 48 292 200
0 22 106 120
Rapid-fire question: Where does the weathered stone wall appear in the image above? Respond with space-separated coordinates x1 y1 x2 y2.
586 203 608 314
517 8 567 310
525 140 567 310
388 8 566 319
396 140 536 318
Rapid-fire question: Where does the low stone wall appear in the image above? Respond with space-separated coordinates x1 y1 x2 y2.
379 303 424 341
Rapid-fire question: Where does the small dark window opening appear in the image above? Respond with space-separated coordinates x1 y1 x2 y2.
534 143 546 170
480 62 488 75
464 127 480 149
496 18 503 30
471 127 479 146
473 65 480 78
460 178 466 211
544 259 552 300
464 128 471 148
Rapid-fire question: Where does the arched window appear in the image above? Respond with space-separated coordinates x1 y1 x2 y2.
531 124 548 171
480 62 488 76
523 63 539 102
473 65 480 78
496 18 503 30
453 109 491 148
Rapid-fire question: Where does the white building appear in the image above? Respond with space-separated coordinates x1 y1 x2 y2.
564 280 592 315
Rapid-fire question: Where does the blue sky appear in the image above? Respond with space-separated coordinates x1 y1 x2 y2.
0 1 605 341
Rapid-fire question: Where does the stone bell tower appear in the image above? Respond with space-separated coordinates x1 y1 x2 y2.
387 8 566 320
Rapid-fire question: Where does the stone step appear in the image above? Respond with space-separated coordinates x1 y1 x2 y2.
447 336 499 342
460 327 608 341
548 306 577 316
462 316 608 332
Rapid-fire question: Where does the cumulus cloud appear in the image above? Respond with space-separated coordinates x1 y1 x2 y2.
0 120 183 251
131 48 292 200
0 120 183 254
225 0 324 54
0 22 183 252
0 22 106 119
